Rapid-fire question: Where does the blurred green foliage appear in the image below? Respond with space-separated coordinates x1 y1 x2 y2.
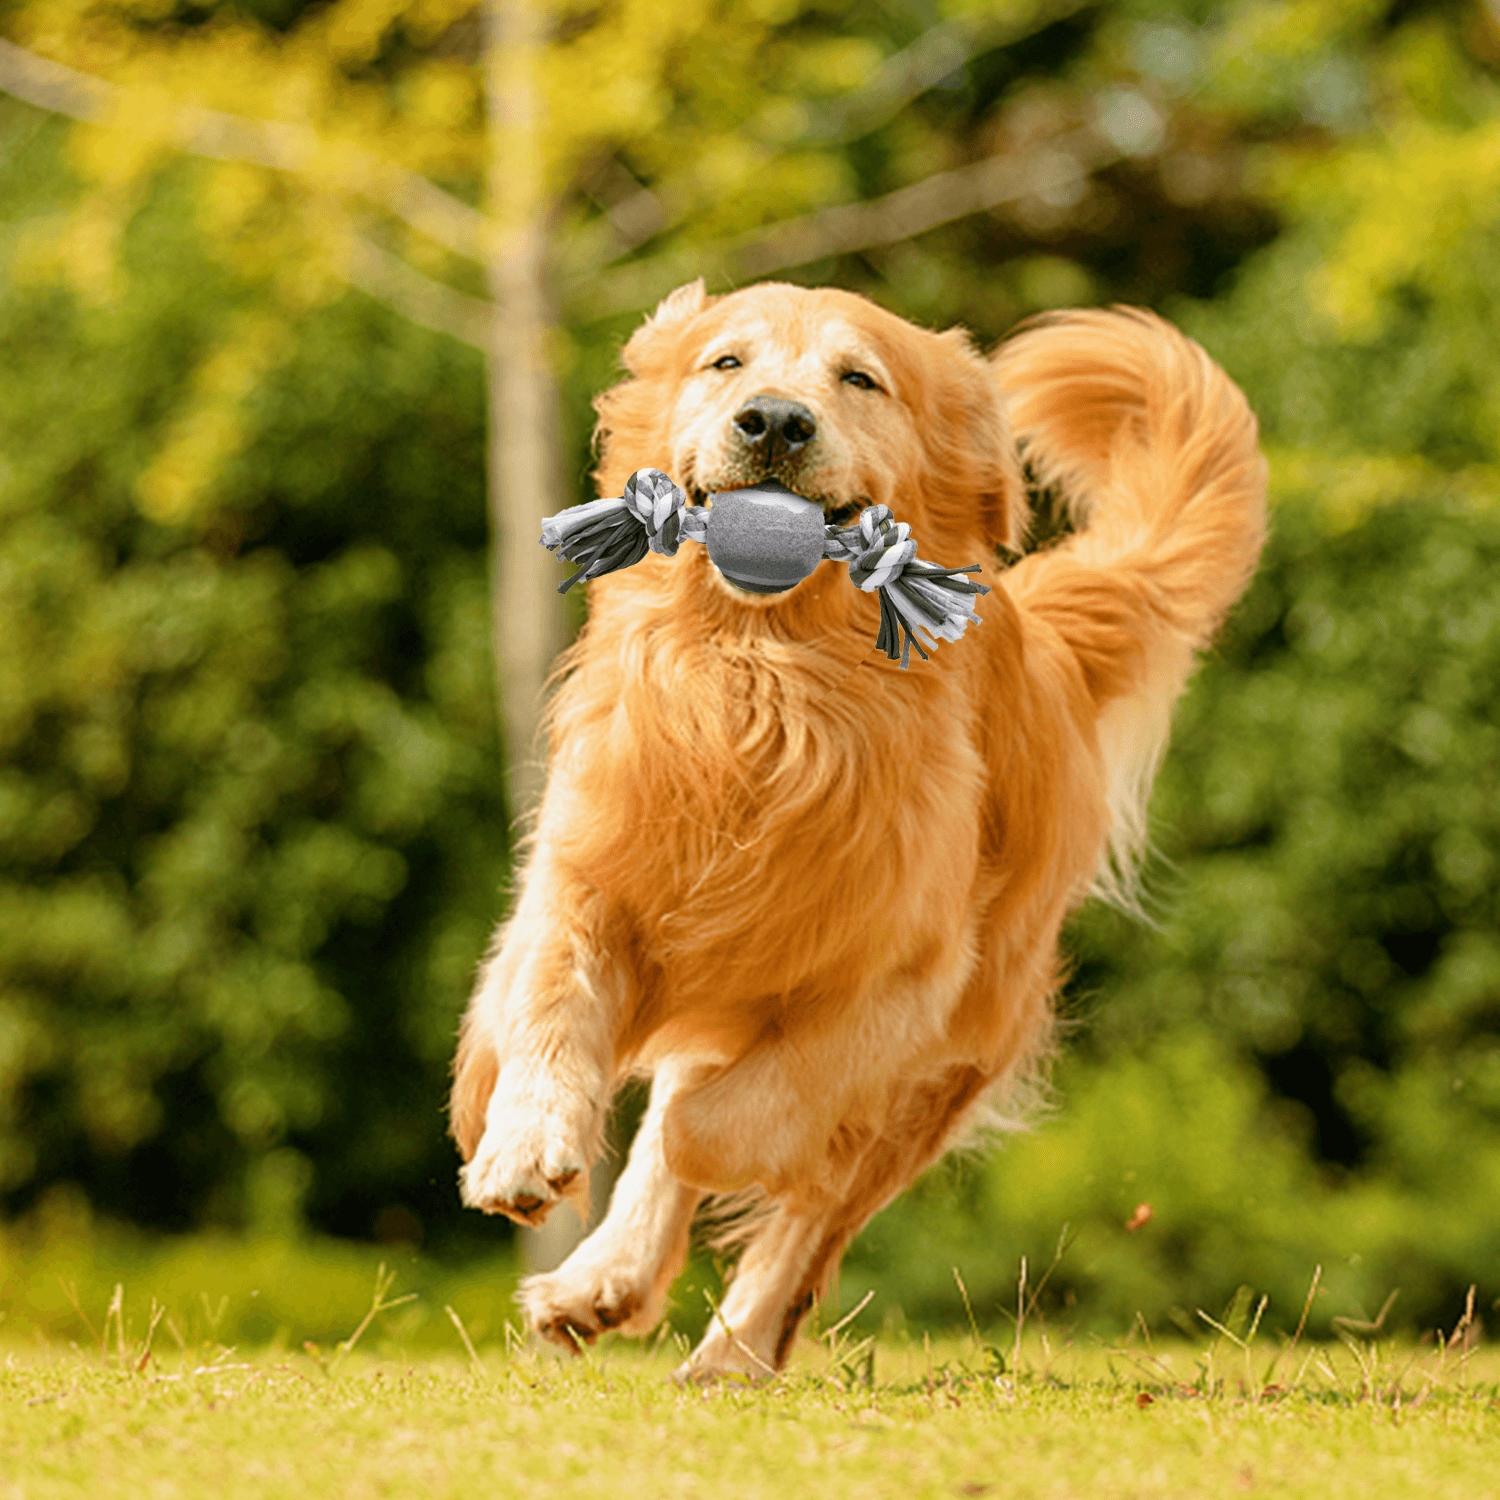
0 120 506 1240
1 0 1497 1333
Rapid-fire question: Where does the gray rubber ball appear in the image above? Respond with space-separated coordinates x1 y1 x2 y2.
705 482 827 593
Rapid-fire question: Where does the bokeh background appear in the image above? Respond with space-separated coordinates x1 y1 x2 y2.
1 0 1497 1349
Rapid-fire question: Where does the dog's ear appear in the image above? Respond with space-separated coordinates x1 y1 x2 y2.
595 280 710 484
621 278 712 376
933 328 1027 553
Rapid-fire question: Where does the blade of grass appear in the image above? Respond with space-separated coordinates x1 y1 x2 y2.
445 1304 485 1376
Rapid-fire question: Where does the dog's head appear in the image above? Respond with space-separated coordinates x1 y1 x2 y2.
594 281 1024 582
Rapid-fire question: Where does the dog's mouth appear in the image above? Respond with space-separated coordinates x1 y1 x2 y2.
820 497 867 527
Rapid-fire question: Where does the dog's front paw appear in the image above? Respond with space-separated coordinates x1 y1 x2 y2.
521 1254 662 1351
460 1083 598 1226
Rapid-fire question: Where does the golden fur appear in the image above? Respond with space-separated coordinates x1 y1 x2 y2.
450 281 1267 1380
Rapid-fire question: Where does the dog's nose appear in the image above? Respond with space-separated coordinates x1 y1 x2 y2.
732 395 818 458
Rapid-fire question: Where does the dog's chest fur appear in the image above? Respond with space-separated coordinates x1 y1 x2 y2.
548 619 986 1015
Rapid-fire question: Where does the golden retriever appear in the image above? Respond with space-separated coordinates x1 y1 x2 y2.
450 280 1267 1380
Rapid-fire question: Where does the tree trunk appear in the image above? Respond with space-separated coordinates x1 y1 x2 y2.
482 0 571 820
482 0 606 1272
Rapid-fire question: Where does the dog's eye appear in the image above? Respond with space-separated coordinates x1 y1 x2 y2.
841 369 881 392
709 354 742 371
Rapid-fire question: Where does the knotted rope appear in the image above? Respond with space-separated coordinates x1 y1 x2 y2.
539 468 991 669
823 505 989 667
538 468 707 591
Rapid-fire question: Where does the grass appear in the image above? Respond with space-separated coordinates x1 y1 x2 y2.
0 1220 525 1353
3 1263 1497 1500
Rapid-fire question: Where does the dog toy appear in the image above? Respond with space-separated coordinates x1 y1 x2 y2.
539 469 990 668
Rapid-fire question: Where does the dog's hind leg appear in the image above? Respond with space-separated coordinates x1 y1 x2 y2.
520 1064 703 1350
675 1064 990 1383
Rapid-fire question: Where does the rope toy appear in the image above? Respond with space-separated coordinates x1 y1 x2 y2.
539 469 990 668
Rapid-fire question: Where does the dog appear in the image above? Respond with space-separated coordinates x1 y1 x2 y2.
450 280 1267 1380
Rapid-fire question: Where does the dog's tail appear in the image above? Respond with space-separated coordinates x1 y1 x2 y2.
991 307 1267 905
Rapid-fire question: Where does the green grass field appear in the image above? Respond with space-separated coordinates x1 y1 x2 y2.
5 1278 1496 1500
5 1342 1497 1500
